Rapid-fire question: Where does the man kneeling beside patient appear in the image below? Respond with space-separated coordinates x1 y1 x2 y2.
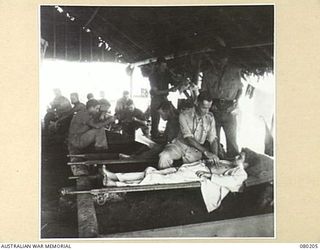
158 91 219 169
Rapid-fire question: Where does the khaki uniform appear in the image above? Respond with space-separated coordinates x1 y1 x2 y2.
202 64 243 157
68 110 108 154
68 110 108 175
159 108 217 168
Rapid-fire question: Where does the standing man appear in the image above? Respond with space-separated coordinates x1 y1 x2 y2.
202 50 243 159
148 57 177 139
158 92 219 169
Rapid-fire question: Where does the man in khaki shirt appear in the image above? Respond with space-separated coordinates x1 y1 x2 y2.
202 52 243 158
159 92 219 169
68 99 114 155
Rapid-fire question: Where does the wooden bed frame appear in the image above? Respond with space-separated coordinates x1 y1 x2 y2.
62 155 273 238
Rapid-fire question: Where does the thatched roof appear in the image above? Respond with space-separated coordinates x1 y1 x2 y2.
41 5 274 76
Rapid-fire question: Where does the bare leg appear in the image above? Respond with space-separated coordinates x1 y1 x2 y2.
104 177 118 186
101 166 119 181
101 165 119 186
101 165 146 186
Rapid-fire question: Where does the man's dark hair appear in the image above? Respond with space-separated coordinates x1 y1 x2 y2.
158 100 173 112
86 99 100 109
123 90 129 95
126 99 134 106
197 91 212 103
70 92 79 98
87 93 94 99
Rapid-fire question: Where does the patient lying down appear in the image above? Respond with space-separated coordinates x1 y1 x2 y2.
102 153 247 212
101 153 247 212
102 152 247 187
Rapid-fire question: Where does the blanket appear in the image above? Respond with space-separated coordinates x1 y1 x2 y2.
112 161 247 212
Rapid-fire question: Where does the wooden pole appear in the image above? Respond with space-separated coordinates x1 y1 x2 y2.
231 42 273 49
53 8 56 59
90 33 93 61
130 67 134 98
84 8 99 29
79 27 82 61
64 20 68 60
77 177 99 238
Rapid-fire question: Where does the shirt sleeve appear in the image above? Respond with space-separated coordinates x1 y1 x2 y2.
73 103 86 113
206 116 217 143
135 109 146 121
179 112 193 138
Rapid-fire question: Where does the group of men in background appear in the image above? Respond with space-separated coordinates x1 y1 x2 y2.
44 49 244 172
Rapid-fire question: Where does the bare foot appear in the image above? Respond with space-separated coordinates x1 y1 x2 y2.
101 165 118 180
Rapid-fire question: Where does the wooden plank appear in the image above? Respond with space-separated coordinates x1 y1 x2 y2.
67 158 158 166
67 182 201 195
76 177 99 238
100 213 274 238
67 152 119 159
63 172 272 195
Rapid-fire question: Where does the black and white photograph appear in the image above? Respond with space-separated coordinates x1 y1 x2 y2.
40 5 275 238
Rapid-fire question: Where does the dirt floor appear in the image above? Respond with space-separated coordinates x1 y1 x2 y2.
41 132 274 238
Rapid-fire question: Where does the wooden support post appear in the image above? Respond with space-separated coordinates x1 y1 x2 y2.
79 27 82 61
76 177 99 238
53 8 56 59
65 20 68 60
90 33 93 61
129 67 134 98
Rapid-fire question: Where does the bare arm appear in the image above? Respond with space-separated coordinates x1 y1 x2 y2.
210 138 219 155
184 137 208 154
133 117 147 126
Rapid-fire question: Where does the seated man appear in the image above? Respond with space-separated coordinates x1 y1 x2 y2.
68 99 114 155
50 88 72 119
87 93 94 101
117 99 149 140
157 100 180 143
123 100 180 159
99 90 111 114
70 92 86 113
115 90 132 114
43 106 57 134
53 92 86 132
158 92 219 169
